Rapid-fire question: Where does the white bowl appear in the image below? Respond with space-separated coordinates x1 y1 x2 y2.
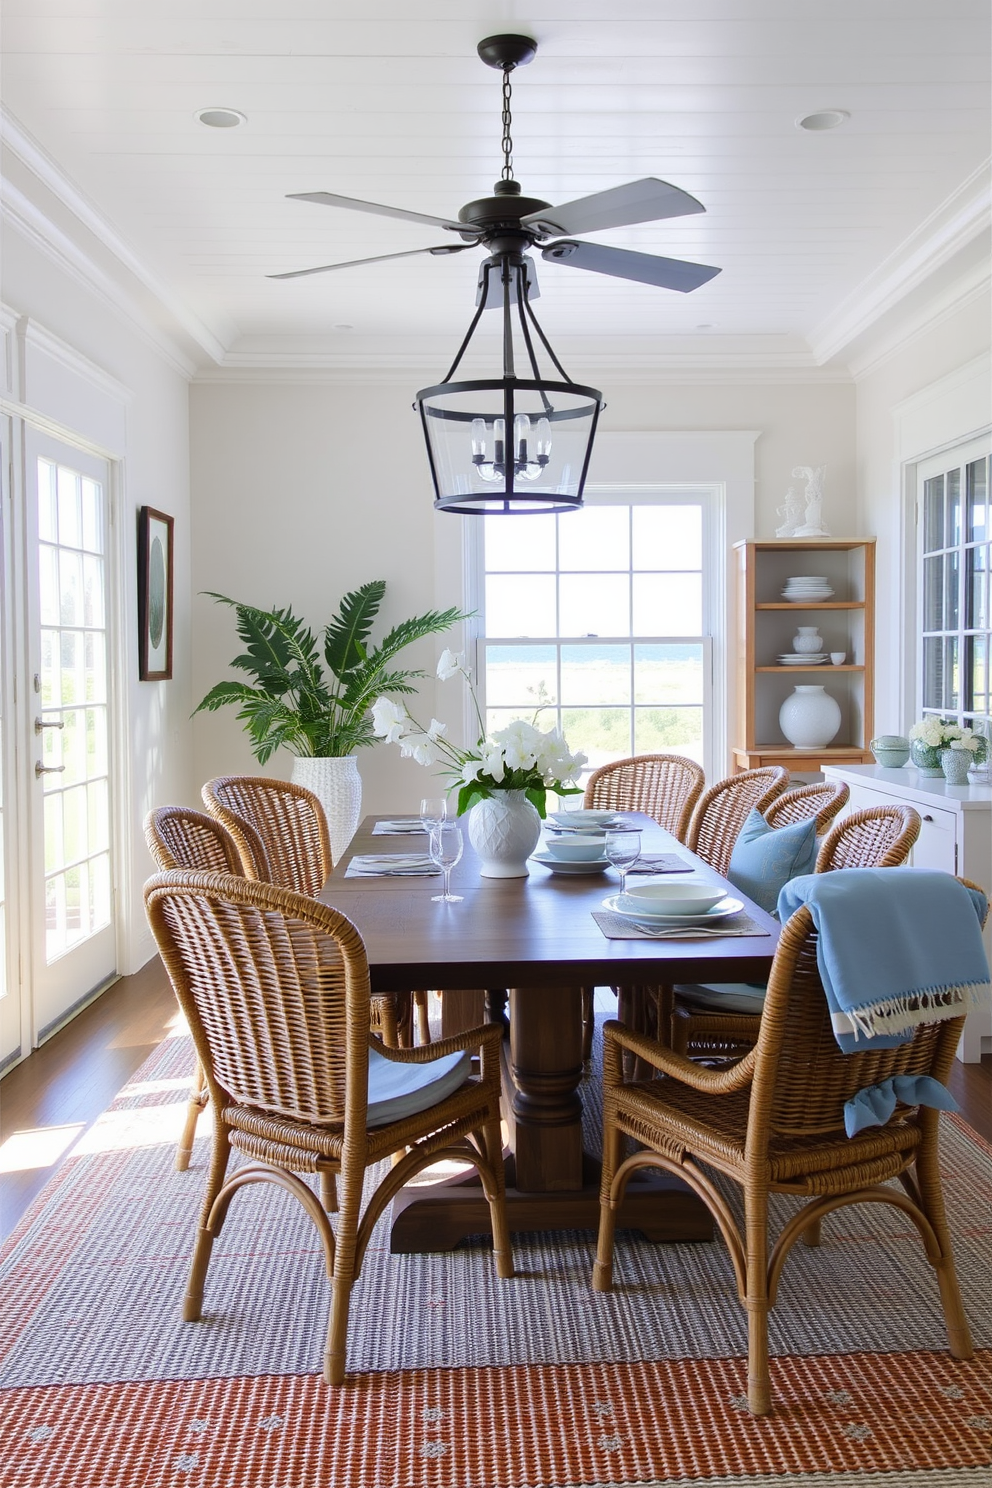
548 809 617 827
545 834 610 861
619 881 726 916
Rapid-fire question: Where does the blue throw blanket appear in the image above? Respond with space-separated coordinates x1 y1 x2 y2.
777 869 990 1052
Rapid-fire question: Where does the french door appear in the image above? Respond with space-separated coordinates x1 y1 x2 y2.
24 432 117 1041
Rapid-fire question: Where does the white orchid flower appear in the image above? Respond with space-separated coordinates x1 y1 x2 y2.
426 717 448 741
371 695 409 744
437 648 466 682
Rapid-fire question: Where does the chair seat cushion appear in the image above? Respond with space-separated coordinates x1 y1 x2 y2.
367 1047 472 1127
727 808 817 914
677 981 767 1015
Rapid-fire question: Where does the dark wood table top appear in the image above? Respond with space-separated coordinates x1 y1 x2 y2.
319 814 779 992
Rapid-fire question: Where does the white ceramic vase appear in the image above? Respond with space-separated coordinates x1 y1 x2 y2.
792 626 823 654
778 685 841 750
291 755 362 864
467 790 542 878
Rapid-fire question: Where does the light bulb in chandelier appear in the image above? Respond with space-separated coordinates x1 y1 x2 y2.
471 414 552 483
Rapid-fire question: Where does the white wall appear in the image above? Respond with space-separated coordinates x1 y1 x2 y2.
190 374 856 811
2 217 194 974
856 290 992 733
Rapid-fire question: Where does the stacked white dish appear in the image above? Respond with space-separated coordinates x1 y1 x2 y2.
778 652 827 665
782 576 834 602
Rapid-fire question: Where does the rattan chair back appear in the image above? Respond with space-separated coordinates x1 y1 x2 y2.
144 869 513 1384
764 780 849 836
815 803 920 872
202 774 332 894
583 753 705 842
684 766 790 875
145 805 257 876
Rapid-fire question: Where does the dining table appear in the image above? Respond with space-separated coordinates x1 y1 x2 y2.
320 811 779 1253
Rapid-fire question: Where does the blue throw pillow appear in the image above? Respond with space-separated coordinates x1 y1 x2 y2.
726 808 817 914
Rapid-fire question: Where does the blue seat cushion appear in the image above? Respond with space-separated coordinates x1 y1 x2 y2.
366 1046 472 1127
677 981 767 1015
727 807 817 914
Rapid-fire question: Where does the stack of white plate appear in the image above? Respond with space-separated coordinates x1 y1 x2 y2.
778 652 827 664
782 576 834 602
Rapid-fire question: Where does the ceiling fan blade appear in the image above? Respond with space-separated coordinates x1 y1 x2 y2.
541 240 721 293
522 178 706 237
268 243 473 281
287 191 479 237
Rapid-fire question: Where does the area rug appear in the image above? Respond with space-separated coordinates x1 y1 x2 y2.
1 1028 990 1488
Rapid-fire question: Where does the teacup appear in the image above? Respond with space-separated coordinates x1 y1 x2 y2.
830 651 846 665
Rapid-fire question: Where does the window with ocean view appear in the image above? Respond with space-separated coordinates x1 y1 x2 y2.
475 500 710 778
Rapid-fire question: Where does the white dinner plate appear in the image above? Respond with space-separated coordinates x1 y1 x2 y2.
602 893 745 925
531 851 610 875
547 810 620 828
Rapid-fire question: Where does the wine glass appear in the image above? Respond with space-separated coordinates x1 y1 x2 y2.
420 796 448 831
429 821 464 903
604 828 641 897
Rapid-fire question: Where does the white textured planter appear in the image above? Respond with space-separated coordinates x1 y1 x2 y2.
291 755 362 864
467 790 542 878
792 626 823 654
778 685 841 750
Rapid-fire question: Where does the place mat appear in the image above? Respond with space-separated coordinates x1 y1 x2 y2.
592 908 771 940
371 819 428 835
345 854 440 877
626 853 695 874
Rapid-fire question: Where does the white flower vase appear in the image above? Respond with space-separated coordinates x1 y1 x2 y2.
291 755 362 865
468 790 542 878
792 627 823 654
778 685 841 750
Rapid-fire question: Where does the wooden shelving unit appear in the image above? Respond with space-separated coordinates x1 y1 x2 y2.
732 539 875 773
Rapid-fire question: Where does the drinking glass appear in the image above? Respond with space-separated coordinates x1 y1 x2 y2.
420 796 448 831
604 828 641 896
429 822 464 903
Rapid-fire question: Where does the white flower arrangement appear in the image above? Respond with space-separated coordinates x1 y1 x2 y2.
372 648 587 817
909 718 988 761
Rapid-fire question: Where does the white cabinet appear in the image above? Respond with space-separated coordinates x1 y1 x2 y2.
823 764 992 1062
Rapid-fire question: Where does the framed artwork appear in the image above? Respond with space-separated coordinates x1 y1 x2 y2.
137 506 174 680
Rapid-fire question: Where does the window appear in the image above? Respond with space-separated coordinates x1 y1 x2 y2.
918 443 991 746
471 495 713 778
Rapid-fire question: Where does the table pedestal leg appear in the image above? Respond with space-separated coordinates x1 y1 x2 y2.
504 984 584 1191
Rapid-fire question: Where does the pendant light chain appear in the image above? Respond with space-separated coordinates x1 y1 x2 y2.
501 67 514 181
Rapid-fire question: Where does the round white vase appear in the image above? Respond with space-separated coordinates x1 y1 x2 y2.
467 790 542 878
291 755 362 865
778 685 841 750
792 626 823 654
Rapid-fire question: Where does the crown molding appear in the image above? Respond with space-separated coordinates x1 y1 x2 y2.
809 158 991 366
0 106 227 375
846 257 991 382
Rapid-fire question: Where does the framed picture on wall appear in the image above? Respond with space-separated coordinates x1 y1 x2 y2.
138 505 174 680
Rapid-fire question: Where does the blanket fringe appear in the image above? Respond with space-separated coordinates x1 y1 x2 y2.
845 980 992 1041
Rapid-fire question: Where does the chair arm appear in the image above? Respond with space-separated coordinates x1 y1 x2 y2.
368 1023 503 1065
602 1019 756 1092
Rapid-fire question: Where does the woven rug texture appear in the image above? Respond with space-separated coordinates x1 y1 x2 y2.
1 1024 990 1488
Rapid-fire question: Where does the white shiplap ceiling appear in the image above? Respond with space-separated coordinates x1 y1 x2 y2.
1 0 989 374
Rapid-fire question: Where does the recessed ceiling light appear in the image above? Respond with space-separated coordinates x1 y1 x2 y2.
797 110 850 132
196 107 247 129
333 323 354 331
696 323 714 330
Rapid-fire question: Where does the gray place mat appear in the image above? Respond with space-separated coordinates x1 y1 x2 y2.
345 854 440 877
592 908 771 940
371 819 427 835
627 853 695 874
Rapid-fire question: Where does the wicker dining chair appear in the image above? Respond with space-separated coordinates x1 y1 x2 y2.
583 754 706 842
145 870 513 1386
764 779 849 835
684 766 790 877
594 879 983 1414
144 805 265 1170
202 773 430 1045
672 802 924 1059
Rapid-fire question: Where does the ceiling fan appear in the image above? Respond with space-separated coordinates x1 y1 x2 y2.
270 34 721 299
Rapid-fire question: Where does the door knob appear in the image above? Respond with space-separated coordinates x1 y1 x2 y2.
35 761 66 776
35 717 65 733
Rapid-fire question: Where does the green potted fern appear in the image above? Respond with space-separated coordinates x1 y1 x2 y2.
194 581 464 859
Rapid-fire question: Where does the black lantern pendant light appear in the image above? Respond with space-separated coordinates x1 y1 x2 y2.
416 37 604 515
273 38 721 514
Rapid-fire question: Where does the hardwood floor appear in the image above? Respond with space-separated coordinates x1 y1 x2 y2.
1 959 990 1242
